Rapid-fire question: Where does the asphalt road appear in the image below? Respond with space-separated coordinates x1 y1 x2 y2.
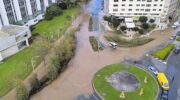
166 51 180 100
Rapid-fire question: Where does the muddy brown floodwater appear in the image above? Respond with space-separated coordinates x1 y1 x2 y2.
30 14 174 99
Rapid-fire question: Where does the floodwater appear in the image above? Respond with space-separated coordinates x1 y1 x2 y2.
30 0 174 100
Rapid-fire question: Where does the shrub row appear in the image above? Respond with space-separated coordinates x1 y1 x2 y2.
15 30 77 100
105 34 154 47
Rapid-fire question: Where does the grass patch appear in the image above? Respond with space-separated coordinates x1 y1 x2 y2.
0 44 40 97
0 7 80 97
89 36 100 51
32 7 80 38
152 44 174 60
88 17 93 31
105 34 154 47
93 64 158 100
176 36 180 41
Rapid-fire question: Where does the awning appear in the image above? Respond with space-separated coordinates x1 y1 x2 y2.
126 22 135 28
125 18 133 23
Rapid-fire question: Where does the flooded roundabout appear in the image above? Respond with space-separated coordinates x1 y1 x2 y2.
93 64 159 100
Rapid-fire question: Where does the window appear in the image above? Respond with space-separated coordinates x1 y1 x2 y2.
147 0 152 2
113 4 118 7
154 4 157 6
159 9 162 11
114 0 119 2
121 9 125 11
146 4 151 7
153 9 156 11
154 0 158 1
113 9 118 12
145 9 150 11
129 4 133 6
129 9 132 11
160 4 163 6
136 9 139 11
141 9 144 11
136 4 140 6
122 4 125 6
141 4 145 6
122 0 126 1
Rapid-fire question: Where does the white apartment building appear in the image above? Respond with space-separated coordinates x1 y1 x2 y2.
0 0 60 29
107 0 180 23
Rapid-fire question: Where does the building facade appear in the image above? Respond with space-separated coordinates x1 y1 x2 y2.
107 0 180 23
0 25 31 61
0 0 60 29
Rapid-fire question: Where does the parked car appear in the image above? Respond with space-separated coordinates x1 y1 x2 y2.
174 46 180 54
148 66 159 75
170 35 176 40
161 90 168 100
108 42 118 49
172 25 178 29
157 73 169 90
176 31 180 36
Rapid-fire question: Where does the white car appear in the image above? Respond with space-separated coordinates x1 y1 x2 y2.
148 66 159 75
169 35 176 40
108 42 118 49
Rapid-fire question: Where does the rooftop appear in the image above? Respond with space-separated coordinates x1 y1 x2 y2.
0 25 28 37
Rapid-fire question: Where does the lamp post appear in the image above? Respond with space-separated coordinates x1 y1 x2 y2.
31 56 40 72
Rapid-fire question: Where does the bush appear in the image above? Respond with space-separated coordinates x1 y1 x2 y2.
139 16 148 23
176 36 180 41
105 34 154 47
89 36 100 51
29 74 40 95
138 29 144 34
133 27 139 31
45 3 62 20
152 44 174 60
149 19 155 23
89 17 93 31
47 31 76 81
120 26 127 31
59 2 67 9
141 23 150 30
15 80 29 100
103 16 111 22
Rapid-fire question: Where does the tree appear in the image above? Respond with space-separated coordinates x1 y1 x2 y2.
141 23 149 30
139 16 148 23
138 29 144 34
29 74 40 94
15 79 29 100
111 16 120 28
133 27 139 31
47 60 59 81
120 26 127 31
103 16 111 22
45 3 62 20
149 19 155 23
33 37 50 65
59 2 67 9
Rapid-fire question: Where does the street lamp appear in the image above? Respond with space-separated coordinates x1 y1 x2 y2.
31 56 40 72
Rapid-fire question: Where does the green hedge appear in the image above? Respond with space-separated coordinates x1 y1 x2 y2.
176 36 180 41
152 44 174 60
89 36 99 51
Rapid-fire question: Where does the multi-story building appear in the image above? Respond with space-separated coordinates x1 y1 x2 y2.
106 0 180 23
0 0 61 61
0 0 60 29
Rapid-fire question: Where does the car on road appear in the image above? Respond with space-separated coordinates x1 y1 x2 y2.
148 66 159 75
108 42 118 49
161 90 168 100
172 25 178 29
170 35 176 40
157 73 169 90
172 22 180 29
176 31 180 36
174 46 180 54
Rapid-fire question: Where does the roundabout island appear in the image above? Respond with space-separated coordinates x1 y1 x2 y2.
93 64 158 100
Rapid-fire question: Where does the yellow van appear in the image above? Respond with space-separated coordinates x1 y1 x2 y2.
157 73 169 90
